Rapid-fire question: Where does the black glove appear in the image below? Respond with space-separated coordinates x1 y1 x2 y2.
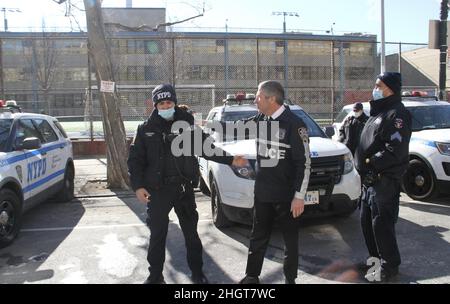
362 171 379 186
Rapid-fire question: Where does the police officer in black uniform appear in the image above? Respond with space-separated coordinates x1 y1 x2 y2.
128 84 246 284
239 81 311 284
339 102 368 156
355 73 412 282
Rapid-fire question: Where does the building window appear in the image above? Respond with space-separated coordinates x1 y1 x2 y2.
127 66 137 80
145 40 161 54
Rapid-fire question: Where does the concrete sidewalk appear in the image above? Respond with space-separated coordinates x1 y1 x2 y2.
74 157 132 197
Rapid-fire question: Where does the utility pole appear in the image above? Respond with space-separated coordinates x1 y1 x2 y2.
439 0 448 100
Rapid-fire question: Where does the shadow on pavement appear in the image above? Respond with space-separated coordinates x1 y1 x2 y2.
119 195 234 284
0 199 85 283
215 204 450 284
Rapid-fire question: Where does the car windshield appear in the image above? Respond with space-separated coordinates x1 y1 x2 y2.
335 108 352 123
0 119 13 152
222 108 325 138
291 110 326 138
222 111 257 122
407 105 450 131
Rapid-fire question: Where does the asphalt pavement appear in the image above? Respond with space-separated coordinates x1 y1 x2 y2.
0 157 449 284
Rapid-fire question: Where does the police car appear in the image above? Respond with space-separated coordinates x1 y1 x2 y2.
198 93 361 227
333 94 450 200
0 100 74 248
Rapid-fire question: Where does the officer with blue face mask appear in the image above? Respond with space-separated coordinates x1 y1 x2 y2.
355 73 412 282
128 84 247 284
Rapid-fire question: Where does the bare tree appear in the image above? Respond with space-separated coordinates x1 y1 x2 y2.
54 0 205 189
29 30 59 114
81 0 130 189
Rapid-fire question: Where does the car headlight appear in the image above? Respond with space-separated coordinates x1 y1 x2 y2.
231 162 256 180
343 152 354 175
436 142 450 156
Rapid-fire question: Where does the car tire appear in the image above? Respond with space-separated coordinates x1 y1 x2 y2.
210 178 231 228
199 176 211 196
0 189 22 248
54 164 75 203
336 206 357 218
402 159 437 201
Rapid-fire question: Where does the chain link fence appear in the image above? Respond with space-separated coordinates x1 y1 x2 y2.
0 34 435 138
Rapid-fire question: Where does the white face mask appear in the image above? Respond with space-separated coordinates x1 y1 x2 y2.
354 111 362 118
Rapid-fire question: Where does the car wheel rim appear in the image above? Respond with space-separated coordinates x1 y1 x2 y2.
0 201 15 237
405 166 432 198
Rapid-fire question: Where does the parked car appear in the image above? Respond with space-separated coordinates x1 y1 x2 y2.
333 96 450 200
198 94 361 227
0 100 74 247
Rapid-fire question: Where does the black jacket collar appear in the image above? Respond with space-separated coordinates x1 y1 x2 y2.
276 105 292 121
369 94 401 116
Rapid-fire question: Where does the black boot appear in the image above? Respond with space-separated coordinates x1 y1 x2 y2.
143 274 166 284
191 272 209 284
239 276 260 284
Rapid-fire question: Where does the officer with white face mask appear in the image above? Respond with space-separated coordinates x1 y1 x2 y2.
338 102 368 155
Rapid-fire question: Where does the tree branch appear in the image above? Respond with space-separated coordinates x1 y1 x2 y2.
104 8 205 32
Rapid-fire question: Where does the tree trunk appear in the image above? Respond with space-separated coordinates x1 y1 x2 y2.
83 0 130 189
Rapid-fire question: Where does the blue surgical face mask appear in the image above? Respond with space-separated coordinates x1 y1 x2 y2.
372 89 384 101
158 107 175 120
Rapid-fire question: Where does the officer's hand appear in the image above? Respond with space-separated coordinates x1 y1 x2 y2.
232 155 249 167
136 188 151 204
291 198 305 218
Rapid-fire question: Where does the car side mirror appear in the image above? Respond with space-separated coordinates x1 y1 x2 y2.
17 137 41 150
323 126 335 138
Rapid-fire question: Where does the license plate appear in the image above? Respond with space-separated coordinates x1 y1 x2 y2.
304 191 320 205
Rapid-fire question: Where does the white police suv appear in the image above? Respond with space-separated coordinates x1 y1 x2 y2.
0 101 74 247
198 94 361 227
333 95 450 200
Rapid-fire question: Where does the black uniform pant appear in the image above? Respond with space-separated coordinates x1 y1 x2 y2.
146 183 203 280
360 175 401 270
245 199 299 281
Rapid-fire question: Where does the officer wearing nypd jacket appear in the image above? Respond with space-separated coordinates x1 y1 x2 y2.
355 72 412 282
127 84 247 284
239 80 311 285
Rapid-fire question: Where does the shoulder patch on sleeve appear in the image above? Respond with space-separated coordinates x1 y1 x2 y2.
394 118 404 129
298 127 309 143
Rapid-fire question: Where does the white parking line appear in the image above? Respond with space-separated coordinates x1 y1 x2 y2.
21 223 146 232
21 219 212 232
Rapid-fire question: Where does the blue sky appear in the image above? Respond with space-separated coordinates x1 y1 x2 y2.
0 0 443 44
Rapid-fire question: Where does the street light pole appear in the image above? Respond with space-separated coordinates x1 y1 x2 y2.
439 0 449 100
2 9 6 31
272 11 299 33
1 8 22 31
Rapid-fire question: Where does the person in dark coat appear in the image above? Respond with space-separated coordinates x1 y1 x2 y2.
128 84 246 284
354 72 412 282
238 80 311 284
339 102 369 155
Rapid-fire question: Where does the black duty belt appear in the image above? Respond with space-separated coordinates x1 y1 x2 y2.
163 176 185 185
